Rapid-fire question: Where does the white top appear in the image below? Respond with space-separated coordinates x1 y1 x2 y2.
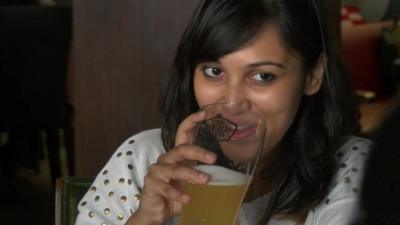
74 129 371 225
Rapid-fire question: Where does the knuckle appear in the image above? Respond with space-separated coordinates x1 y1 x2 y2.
156 153 168 163
153 214 167 225
173 144 185 152
160 183 172 194
175 144 191 155
148 164 159 174
165 187 179 199
168 164 182 174
143 174 153 185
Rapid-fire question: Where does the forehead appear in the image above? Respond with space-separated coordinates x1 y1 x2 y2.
218 23 299 64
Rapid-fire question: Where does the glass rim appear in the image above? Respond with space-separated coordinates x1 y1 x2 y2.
198 102 267 128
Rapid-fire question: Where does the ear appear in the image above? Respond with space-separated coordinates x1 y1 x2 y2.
303 54 325 96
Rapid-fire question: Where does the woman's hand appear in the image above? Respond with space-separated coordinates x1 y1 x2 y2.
126 111 216 225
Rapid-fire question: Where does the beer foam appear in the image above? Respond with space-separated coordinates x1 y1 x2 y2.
194 165 250 185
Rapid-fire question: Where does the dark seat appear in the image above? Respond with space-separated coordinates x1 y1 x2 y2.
55 177 93 225
0 5 74 183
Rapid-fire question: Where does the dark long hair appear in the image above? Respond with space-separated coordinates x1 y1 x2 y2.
159 0 359 222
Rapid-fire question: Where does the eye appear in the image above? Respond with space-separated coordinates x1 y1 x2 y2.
203 66 223 78
251 72 276 83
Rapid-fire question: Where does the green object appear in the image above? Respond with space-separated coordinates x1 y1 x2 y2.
57 177 93 225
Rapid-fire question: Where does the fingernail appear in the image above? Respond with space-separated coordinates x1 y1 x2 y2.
197 110 206 116
197 173 209 182
182 194 190 204
206 152 216 163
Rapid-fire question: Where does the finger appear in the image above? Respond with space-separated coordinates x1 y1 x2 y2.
148 163 210 184
175 110 206 146
157 144 216 165
142 174 190 204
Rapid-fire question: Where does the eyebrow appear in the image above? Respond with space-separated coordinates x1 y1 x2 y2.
247 60 285 69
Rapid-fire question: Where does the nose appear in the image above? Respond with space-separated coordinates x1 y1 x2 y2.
221 81 251 111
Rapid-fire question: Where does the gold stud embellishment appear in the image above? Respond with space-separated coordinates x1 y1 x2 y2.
134 194 141 201
117 213 124 220
90 186 97 192
104 179 110 185
89 211 94 218
104 208 111 215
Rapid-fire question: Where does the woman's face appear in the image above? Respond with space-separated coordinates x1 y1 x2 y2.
193 24 323 155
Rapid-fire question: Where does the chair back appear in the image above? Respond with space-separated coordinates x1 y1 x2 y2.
55 177 93 225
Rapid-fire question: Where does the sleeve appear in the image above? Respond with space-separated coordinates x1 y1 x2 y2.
309 198 358 225
306 137 372 225
74 129 164 225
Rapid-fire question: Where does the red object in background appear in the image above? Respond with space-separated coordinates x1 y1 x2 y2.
341 23 382 96
341 4 391 97
341 4 365 27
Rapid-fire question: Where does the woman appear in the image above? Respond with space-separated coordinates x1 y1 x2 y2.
74 0 371 225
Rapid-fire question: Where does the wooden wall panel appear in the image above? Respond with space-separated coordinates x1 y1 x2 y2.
73 0 200 176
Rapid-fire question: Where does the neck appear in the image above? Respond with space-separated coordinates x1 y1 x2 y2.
245 148 288 201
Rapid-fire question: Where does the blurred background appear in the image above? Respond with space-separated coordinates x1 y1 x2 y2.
0 0 399 225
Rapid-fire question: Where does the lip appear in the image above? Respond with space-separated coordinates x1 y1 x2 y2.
230 126 256 140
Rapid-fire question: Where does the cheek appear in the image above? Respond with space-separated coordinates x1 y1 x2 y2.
193 73 219 107
254 82 304 153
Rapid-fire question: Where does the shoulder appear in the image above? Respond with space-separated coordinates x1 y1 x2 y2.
305 136 372 225
114 128 164 158
119 128 163 150
331 136 372 195
99 128 165 186
75 129 166 225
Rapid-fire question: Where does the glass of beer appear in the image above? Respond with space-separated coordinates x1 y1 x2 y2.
179 102 266 225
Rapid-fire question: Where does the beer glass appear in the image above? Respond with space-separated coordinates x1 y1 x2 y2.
179 103 266 225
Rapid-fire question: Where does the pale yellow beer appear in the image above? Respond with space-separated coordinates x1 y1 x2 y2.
179 165 250 225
